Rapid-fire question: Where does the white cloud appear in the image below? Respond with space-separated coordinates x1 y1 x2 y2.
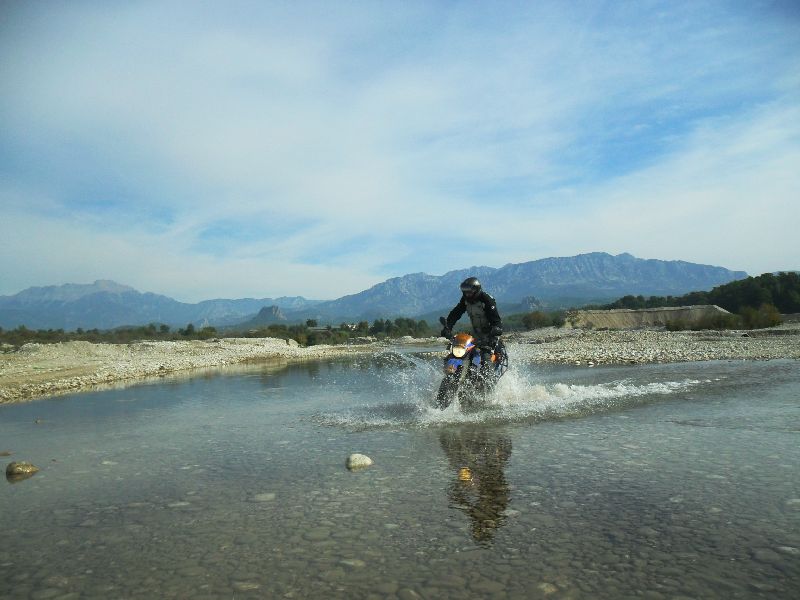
1 1 798 298
491 100 800 274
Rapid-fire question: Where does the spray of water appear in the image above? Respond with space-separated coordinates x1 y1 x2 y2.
314 351 704 430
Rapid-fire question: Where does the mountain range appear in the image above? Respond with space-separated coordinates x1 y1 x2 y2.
0 281 318 331
0 252 749 330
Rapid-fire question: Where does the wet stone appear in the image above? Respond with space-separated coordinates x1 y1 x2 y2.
177 565 206 577
375 582 399 594
471 579 506 594
30 589 62 600
232 581 261 591
320 568 345 581
340 559 366 569
538 582 559 595
252 492 276 502
303 528 332 542
437 575 467 588
752 548 783 564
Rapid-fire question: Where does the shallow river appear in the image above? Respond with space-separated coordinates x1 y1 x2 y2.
1 354 799 599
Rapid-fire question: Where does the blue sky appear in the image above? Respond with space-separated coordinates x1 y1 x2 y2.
1 1 798 301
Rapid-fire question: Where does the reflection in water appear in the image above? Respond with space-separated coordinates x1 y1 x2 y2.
439 425 512 545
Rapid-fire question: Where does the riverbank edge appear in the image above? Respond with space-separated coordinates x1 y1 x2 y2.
0 338 379 404
2 327 800 404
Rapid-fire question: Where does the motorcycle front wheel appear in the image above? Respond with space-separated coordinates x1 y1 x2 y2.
436 374 459 409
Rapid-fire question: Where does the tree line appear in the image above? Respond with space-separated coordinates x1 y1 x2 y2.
0 323 220 348
0 317 436 349
592 272 799 329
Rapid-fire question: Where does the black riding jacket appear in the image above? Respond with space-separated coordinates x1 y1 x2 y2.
445 291 502 346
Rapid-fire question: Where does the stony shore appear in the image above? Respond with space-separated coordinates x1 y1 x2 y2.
2 325 799 403
0 337 376 404
505 323 800 365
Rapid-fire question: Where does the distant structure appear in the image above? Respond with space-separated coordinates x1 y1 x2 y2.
565 305 731 329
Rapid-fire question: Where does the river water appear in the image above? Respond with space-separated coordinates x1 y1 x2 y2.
1 354 798 599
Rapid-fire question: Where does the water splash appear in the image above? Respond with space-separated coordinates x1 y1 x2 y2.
313 351 704 430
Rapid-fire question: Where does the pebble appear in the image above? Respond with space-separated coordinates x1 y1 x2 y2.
5 461 39 476
537 582 559 595
752 548 783 563
346 454 373 470
303 527 332 542
340 559 366 569
30 589 61 600
232 581 261 591
252 493 276 502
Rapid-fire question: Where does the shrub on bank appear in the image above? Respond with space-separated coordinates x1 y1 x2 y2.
506 310 566 331
664 303 782 331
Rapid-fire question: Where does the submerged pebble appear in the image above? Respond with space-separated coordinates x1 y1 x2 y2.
252 493 276 502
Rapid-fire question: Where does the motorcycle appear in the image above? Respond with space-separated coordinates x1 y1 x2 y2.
436 317 509 410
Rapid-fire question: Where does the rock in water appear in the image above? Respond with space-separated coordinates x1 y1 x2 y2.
6 461 39 475
6 461 39 482
346 454 373 470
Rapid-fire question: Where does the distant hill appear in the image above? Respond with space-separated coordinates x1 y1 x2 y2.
234 306 288 329
0 253 750 330
0 280 319 330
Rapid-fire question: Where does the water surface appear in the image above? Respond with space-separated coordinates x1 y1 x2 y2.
1 355 799 598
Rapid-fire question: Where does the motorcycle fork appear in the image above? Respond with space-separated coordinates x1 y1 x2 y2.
457 361 469 385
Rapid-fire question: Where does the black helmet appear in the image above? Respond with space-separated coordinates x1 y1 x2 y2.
460 277 481 299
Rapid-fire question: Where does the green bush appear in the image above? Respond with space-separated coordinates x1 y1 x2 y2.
694 313 741 330
739 303 782 329
517 310 566 330
521 311 550 329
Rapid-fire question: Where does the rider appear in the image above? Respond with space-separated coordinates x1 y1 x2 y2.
440 277 504 378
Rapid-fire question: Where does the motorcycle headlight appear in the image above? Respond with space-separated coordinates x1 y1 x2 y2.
452 346 467 358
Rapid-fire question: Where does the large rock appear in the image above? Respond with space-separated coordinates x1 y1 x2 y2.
346 454 373 470
6 461 39 482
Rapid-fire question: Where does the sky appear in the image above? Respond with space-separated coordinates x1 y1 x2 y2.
1 0 799 302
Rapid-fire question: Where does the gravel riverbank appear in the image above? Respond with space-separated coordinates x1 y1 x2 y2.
505 324 800 365
2 326 799 403
0 338 375 404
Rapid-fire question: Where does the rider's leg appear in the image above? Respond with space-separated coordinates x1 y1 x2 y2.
479 347 495 383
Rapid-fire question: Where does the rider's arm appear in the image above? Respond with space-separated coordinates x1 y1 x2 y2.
445 299 466 330
482 292 503 336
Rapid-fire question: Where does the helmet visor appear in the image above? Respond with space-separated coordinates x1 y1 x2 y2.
460 285 479 299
